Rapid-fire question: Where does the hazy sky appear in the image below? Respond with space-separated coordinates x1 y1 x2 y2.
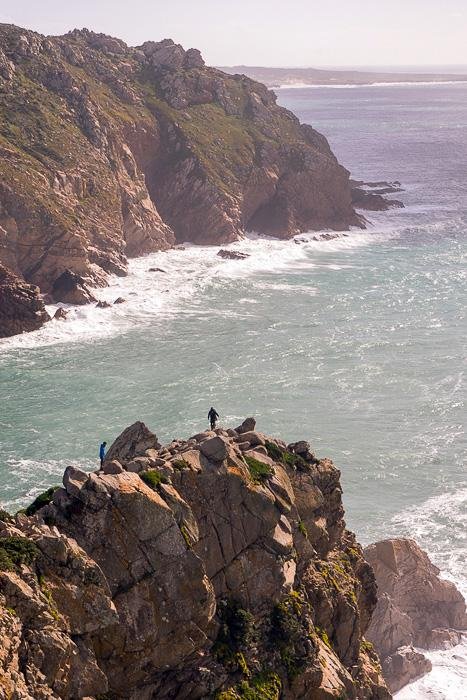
1 0 466 67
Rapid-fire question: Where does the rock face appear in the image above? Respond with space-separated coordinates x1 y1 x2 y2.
51 269 97 304
0 263 50 337
364 538 467 692
0 24 369 331
0 421 391 699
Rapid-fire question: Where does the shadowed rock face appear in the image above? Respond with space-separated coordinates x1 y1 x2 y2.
0 24 364 311
0 422 391 699
0 263 50 337
364 538 467 693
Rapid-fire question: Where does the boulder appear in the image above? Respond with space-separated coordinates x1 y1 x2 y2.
236 430 265 446
96 300 112 308
235 417 256 434
53 307 68 320
382 646 432 694
103 459 124 475
52 269 96 305
113 296 126 304
63 465 88 497
105 421 161 465
199 436 230 462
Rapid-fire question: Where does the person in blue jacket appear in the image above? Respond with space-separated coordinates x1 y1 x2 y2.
99 441 107 468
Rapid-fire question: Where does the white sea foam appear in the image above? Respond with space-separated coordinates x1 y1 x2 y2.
0 229 396 352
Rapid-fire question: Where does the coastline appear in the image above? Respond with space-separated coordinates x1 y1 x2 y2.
274 80 467 89
0 224 405 353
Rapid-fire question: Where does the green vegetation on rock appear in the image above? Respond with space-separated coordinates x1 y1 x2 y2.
216 672 282 700
270 592 312 680
172 459 190 471
298 520 308 538
264 441 309 471
25 486 59 516
244 455 273 484
214 599 256 672
0 508 12 522
140 470 168 490
0 536 40 570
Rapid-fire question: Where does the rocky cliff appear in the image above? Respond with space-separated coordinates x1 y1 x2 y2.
0 24 364 301
0 419 391 699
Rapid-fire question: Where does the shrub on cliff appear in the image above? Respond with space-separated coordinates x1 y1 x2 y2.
243 455 273 484
140 469 168 490
0 536 40 570
25 486 59 516
264 441 309 471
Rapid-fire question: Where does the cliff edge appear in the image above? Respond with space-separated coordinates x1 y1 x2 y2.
0 419 390 699
0 23 377 338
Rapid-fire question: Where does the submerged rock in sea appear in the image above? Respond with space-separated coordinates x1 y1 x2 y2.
0 420 391 699
217 249 250 260
350 180 405 211
364 538 467 692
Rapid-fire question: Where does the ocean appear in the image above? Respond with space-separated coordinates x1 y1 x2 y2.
0 82 466 698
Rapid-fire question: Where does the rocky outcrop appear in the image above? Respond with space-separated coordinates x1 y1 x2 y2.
0 22 388 338
0 263 50 337
0 516 117 698
350 181 404 211
51 269 97 304
364 538 467 692
0 421 391 699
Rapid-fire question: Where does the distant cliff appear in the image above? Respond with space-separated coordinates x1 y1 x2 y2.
0 25 365 316
0 419 391 699
218 65 467 88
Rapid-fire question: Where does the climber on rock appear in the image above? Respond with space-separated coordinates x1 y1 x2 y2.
208 407 219 431
99 441 107 468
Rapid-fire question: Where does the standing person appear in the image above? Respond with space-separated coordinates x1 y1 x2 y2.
208 407 219 431
99 441 107 468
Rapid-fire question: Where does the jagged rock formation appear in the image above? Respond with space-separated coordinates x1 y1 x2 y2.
0 420 391 699
0 24 370 310
364 538 467 693
350 182 404 211
0 263 50 337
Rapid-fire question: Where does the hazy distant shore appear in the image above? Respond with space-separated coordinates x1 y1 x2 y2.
219 64 467 88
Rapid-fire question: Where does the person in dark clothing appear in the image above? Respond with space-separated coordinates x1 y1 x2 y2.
99 441 107 468
208 407 219 430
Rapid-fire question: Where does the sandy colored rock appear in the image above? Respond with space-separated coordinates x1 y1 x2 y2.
105 420 160 464
0 421 391 699
365 537 467 692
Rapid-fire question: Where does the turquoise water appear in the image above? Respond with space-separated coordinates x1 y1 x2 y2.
1 84 465 571
1 82 466 697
